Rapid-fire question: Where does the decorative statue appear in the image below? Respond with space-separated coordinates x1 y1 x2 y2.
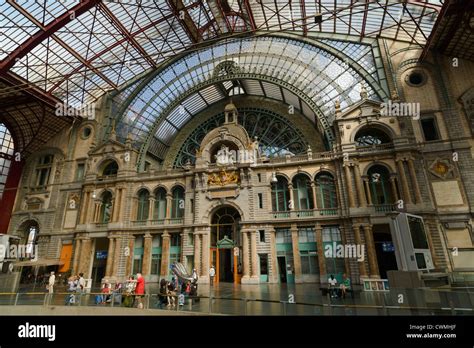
215 144 235 166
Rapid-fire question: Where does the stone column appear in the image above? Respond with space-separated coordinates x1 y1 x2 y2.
311 181 318 209
315 224 326 282
352 225 368 279
148 197 155 221
202 230 210 278
105 236 115 277
344 164 355 208
389 175 399 202
242 230 250 279
113 236 122 277
160 232 170 277
125 236 134 277
407 158 422 204
166 193 172 219
111 193 118 222
396 159 412 204
72 238 82 273
193 232 201 276
268 228 278 283
142 233 153 276
80 192 89 224
363 225 380 278
78 237 92 277
354 164 367 207
290 225 302 282
85 194 94 223
288 183 294 210
250 231 258 278
339 225 351 275
363 177 373 205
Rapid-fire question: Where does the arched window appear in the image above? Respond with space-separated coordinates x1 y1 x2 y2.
136 189 150 221
315 173 337 208
367 165 393 204
99 191 113 223
292 174 314 210
0 124 14 200
271 176 290 211
355 127 391 146
154 188 167 220
102 161 118 176
171 186 184 218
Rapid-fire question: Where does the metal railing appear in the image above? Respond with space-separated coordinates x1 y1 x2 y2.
1 287 473 316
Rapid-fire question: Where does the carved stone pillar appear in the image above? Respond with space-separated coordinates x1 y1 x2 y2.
268 228 278 282
105 236 115 277
113 236 122 277
160 232 170 277
142 233 153 276
310 181 318 209
344 164 355 208
193 232 201 276
166 194 172 219
78 237 92 277
250 231 258 278
352 225 367 279
72 238 82 273
242 230 250 279
389 175 399 202
202 230 210 278
407 158 422 204
315 224 326 282
396 159 412 204
363 225 380 278
148 197 155 221
354 164 367 207
290 225 302 282
363 177 373 205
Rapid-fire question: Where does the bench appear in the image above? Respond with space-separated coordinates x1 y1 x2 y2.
320 287 358 299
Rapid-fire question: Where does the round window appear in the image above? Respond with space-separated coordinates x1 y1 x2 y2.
82 126 92 139
406 70 426 87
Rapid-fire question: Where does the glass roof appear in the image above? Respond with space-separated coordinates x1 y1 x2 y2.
113 36 382 159
0 1 442 107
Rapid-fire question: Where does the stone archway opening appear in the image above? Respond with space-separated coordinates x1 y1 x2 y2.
210 206 241 283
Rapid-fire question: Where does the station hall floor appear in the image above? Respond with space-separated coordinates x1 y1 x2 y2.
10 282 473 316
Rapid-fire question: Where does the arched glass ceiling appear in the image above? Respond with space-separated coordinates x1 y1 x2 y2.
113 36 382 159
0 1 442 106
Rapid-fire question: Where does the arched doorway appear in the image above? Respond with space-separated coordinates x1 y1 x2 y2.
210 206 241 283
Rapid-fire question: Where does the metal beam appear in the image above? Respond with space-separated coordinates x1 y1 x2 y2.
0 0 101 74
98 3 157 68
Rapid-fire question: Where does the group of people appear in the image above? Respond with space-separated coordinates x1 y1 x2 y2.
157 268 199 308
64 273 86 305
327 273 351 299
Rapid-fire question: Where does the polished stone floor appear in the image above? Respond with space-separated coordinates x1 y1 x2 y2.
5 282 473 316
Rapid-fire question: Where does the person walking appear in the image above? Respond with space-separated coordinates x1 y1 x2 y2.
209 265 216 286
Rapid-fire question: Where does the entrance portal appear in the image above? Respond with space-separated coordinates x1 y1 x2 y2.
210 206 241 283
373 224 398 278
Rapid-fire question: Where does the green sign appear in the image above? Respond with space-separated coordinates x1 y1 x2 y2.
217 235 234 249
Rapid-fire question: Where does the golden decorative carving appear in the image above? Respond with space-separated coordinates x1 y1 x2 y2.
208 170 239 186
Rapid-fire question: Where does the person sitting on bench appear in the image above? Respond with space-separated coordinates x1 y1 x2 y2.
340 273 351 299
328 274 338 298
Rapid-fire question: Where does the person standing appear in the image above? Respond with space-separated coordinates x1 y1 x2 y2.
328 274 338 298
78 273 85 293
209 265 216 286
48 271 55 294
134 273 145 309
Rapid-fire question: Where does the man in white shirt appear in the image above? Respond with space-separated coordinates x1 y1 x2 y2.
78 273 85 293
327 274 338 298
209 265 216 286
48 271 55 294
